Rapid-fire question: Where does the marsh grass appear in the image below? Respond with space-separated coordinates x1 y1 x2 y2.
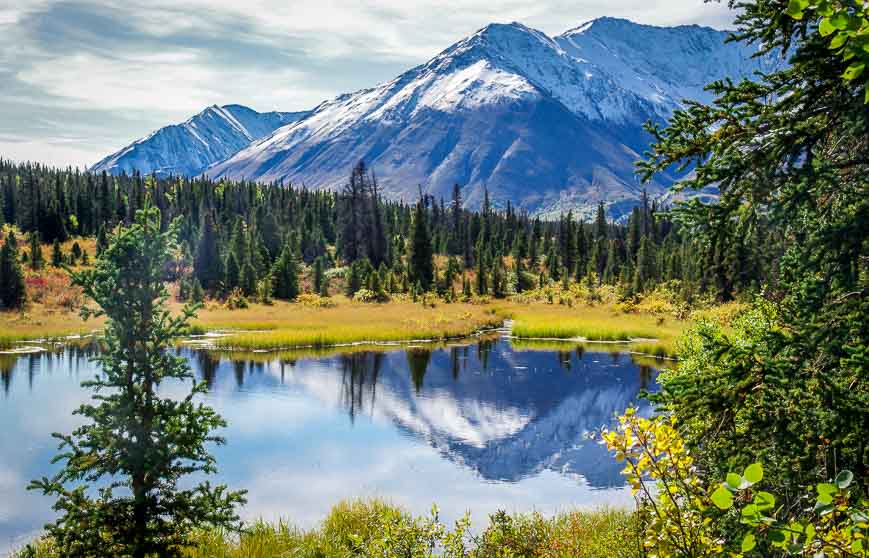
0 306 103 348
509 303 687 357
203 298 504 350
0 294 687 357
15 499 639 558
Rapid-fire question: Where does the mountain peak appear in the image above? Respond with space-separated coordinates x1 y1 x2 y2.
470 20 558 50
90 104 309 177
564 16 636 35
563 16 714 37
475 21 535 36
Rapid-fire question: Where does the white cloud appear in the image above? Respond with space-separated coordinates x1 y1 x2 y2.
0 137 95 167
17 51 327 116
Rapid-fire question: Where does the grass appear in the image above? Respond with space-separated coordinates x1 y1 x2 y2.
0 281 691 357
509 303 688 357
0 296 689 356
0 305 104 349
15 499 639 558
191 297 505 350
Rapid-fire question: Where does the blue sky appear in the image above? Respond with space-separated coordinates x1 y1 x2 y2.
0 0 736 168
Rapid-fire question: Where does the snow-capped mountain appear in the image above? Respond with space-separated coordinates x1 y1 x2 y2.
94 18 776 219
203 18 773 219
90 104 309 177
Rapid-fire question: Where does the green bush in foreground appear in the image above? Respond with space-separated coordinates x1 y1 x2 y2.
15 499 638 558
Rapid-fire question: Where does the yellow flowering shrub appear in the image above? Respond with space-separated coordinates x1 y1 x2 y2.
602 409 869 557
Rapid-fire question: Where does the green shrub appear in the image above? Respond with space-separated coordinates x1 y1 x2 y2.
15 499 638 558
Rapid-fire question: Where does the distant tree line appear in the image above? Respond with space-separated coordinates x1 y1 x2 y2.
0 157 783 307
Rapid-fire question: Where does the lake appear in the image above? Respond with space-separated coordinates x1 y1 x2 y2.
0 336 660 555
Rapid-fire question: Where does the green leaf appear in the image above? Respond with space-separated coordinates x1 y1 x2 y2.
817 482 836 495
835 470 853 489
785 0 805 19
754 491 776 511
817 0 833 17
711 484 734 510
830 33 848 49
742 533 757 552
726 472 742 489
830 12 850 30
842 62 865 80
820 18 836 36
769 528 787 546
741 504 762 526
743 463 763 485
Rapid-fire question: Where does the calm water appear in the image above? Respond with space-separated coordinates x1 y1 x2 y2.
0 337 659 554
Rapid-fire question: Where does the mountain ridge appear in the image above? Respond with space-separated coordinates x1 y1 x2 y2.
93 17 775 219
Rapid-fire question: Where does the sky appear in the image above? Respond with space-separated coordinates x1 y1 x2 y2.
0 0 737 168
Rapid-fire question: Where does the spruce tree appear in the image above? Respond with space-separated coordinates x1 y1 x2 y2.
632 237 653 293
640 0 868 507
95 226 108 255
240 260 257 296
0 232 25 309
51 239 63 267
312 256 325 295
190 278 205 303
271 243 300 301
450 183 463 255
194 212 222 290
491 257 506 298
29 232 43 270
408 201 434 291
475 249 488 296
547 243 561 282
593 202 607 241
224 252 241 291
29 205 245 557
345 260 362 297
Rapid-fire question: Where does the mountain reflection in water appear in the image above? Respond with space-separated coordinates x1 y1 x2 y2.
0 337 659 554
190 338 658 487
